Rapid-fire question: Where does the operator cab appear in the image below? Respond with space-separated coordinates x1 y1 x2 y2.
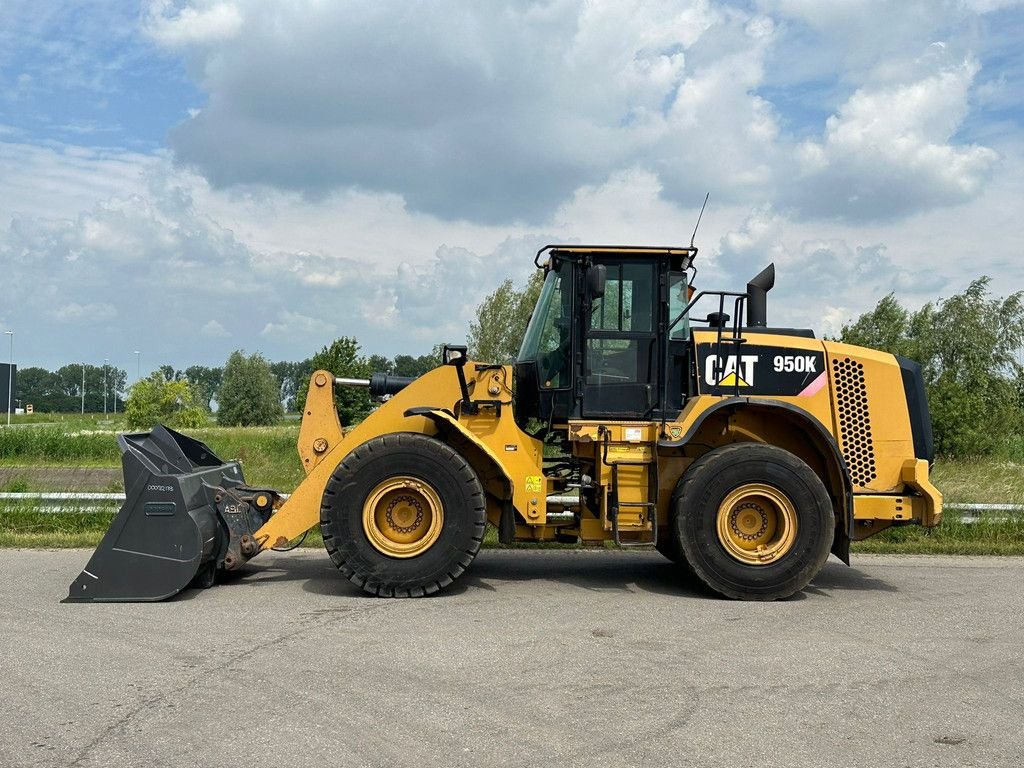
514 246 696 429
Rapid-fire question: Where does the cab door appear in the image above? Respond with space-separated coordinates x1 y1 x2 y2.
581 259 659 418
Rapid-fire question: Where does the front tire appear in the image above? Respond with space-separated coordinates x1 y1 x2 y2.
321 433 486 597
673 443 833 601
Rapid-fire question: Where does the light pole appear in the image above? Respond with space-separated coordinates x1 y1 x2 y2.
4 331 12 427
81 363 85 415
113 361 117 415
103 358 108 418
134 350 140 382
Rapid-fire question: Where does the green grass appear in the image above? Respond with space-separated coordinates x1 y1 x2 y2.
0 425 123 464
930 457 1024 505
0 421 303 489
1 418 1023 553
0 419 305 547
852 513 1024 555
0 509 118 548
193 426 304 489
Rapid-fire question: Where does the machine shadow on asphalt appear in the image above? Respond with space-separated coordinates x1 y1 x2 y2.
207 551 899 602
804 559 901 596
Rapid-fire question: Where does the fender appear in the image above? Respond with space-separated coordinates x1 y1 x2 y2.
660 396 854 564
404 407 536 525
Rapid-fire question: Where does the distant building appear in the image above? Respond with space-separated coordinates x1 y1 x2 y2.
0 363 16 416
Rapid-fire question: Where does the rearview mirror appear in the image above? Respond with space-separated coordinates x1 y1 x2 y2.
587 264 607 299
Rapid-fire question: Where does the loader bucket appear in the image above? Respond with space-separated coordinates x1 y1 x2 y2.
65 425 245 602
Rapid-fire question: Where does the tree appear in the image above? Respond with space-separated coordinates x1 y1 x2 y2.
124 374 207 429
296 338 372 425
184 365 223 411
17 367 60 412
467 271 543 362
392 352 438 377
159 365 184 382
367 354 393 375
269 359 313 412
108 367 127 412
839 294 914 357
216 351 284 426
841 277 1024 457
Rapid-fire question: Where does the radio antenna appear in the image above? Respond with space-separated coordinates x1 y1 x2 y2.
690 192 709 249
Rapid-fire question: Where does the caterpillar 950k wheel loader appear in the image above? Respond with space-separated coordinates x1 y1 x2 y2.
67 244 941 603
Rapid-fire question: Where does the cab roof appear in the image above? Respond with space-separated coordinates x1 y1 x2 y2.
535 244 697 269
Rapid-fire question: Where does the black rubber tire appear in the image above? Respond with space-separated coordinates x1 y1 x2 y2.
654 528 692 572
673 443 833 601
321 432 486 597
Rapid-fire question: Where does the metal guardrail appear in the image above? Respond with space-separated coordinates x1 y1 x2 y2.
946 503 1024 524
0 493 1021 519
0 491 291 513
0 492 124 501
0 492 123 513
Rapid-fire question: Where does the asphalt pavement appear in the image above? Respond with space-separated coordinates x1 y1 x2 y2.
2 549 1023 768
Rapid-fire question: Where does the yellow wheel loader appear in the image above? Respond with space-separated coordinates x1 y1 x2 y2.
67 245 942 602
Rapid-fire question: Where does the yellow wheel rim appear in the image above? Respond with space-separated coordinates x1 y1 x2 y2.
716 483 798 565
362 476 444 558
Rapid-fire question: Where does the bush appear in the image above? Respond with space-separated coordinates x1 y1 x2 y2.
124 374 208 430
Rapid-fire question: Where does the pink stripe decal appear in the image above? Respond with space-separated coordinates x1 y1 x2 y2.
798 372 827 397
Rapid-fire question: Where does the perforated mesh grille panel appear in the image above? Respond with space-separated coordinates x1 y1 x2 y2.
832 357 877 487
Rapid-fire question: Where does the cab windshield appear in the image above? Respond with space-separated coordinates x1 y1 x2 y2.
517 261 572 388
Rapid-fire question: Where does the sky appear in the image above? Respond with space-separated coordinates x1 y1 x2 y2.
1 0 1023 375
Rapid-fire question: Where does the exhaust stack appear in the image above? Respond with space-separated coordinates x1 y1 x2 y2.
746 263 775 328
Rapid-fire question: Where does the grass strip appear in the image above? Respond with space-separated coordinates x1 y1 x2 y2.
851 512 1024 555
2 420 1022 553
0 509 118 548
4 508 1023 555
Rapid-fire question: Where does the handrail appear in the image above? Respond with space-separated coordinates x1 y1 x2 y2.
660 289 749 438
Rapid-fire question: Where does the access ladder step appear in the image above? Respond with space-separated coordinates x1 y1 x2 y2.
612 501 657 547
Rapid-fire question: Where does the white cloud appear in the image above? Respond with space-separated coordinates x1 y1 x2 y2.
552 168 700 244
0 142 157 221
200 319 230 338
260 311 337 342
156 0 782 221
710 207 950 333
144 1 243 47
3 0 1024 370
960 0 1024 12
789 57 998 219
54 302 118 324
142 1 1008 227
3 130 1022 372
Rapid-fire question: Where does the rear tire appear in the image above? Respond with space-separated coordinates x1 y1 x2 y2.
321 433 486 597
673 443 833 601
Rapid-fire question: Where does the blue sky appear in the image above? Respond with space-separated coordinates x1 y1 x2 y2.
1 0 1023 377
0 3 200 149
